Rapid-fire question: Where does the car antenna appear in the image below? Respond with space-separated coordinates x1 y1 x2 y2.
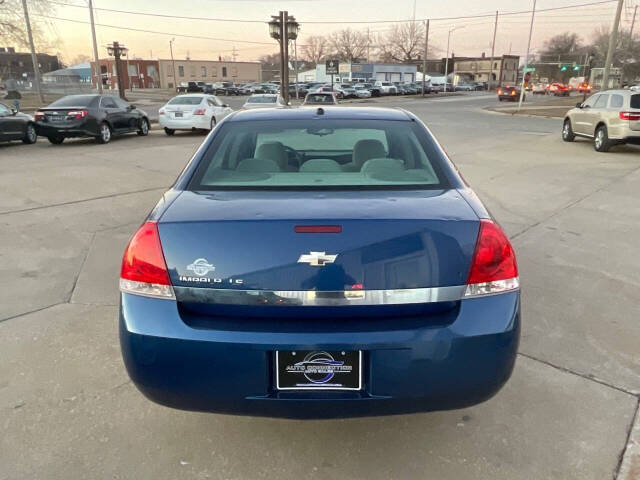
316 107 324 115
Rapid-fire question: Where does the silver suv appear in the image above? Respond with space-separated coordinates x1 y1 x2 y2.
562 88 640 152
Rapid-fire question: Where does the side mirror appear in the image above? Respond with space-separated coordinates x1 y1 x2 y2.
222 104 229 107
10 107 17 115
576 102 583 108
128 104 135 110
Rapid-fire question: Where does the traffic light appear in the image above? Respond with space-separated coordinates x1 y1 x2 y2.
561 65 567 71
573 65 580 71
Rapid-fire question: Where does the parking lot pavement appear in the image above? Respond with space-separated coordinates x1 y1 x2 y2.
1 97 639 479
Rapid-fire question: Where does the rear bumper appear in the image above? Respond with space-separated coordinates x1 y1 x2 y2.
159 116 211 130
120 291 520 418
35 121 96 138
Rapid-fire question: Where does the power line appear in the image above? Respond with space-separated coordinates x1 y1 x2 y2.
31 13 275 45
48 0 618 25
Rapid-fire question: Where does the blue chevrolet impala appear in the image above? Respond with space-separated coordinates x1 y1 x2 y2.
119 106 520 419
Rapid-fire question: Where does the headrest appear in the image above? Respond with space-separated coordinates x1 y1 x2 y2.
236 158 281 172
299 159 342 172
352 139 386 167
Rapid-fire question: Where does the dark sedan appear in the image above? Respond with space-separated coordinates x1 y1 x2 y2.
497 86 524 102
0 102 37 144
34 94 150 144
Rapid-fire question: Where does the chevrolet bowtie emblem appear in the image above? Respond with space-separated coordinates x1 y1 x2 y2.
297 251 338 267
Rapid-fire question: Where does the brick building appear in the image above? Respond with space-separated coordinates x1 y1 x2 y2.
90 59 160 89
0 47 60 82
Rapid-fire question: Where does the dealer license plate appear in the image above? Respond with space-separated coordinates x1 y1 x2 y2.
275 350 362 391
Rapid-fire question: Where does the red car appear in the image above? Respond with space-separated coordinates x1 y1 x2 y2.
577 82 592 93
497 86 523 102
549 83 570 97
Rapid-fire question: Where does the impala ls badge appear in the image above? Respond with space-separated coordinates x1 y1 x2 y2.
297 251 338 267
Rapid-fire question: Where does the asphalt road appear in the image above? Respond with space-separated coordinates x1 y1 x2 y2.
1 95 639 480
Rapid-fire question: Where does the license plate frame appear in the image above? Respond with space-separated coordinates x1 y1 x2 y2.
174 111 183 118
275 350 362 391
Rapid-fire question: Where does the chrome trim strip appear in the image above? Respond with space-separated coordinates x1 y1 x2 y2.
173 285 469 306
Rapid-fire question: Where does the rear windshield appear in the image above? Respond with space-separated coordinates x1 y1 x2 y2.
188 119 449 190
168 96 203 105
248 97 277 104
305 94 333 103
631 94 640 109
49 95 97 107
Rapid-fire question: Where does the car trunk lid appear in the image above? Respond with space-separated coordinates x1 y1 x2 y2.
157 190 479 312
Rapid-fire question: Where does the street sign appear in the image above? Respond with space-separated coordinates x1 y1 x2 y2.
326 59 339 75
523 67 535 73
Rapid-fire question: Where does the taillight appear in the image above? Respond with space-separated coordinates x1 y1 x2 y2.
120 221 174 299
497 89 502 95
620 111 640 121
159 109 165 115
67 110 88 119
465 219 519 297
34 111 44 121
193 108 206 115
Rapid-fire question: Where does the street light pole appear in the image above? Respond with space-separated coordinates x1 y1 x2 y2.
268 12 299 104
444 26 463 92
422 19 429 96
283 10 290 103
517 0 536 112
294 39 299 99
601 0 624 91
169 38 177 91
107 41 128 100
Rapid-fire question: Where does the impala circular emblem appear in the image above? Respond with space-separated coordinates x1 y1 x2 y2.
186 258 215 276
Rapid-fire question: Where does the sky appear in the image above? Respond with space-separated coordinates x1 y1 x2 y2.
37 0 640 64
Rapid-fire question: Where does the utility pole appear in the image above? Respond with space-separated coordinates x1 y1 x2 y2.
366 27 371 63
88 0 102 93
631 5 638 38
517 0 536 112
422 19 429 96
601 0 624 91
444 30 451 92
169 38 177 91
21 0 44 103
489 10 498 91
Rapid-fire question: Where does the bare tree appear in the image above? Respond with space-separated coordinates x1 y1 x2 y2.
301 35 328 65
541 32 584 56
376 22 426 63
588 27 640 81
327 29 368 62
0 0 57 50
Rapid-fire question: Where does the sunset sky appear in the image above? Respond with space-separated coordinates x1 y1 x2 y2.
35 0 638 64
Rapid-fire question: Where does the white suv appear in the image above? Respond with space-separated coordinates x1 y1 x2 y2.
374 81 398 95
563 88 640 152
